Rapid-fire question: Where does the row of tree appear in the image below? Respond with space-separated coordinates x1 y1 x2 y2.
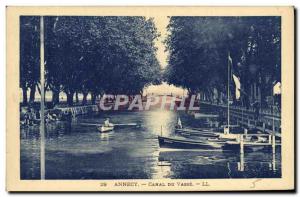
165 16 281 108
20 16 162 106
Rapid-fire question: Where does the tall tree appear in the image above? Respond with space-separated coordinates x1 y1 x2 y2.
165 16 281 107
20 16 40 104
21 16 162 106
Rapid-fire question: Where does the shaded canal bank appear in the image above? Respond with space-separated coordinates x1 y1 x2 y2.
21 109 281 179
197 102 281 135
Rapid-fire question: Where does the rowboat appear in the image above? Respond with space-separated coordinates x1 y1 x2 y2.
222 135 281 152
158 136 223 150
98 125 114 132
81 122 139 128
175 128 218 137
222 141 268 152
182 126 214 132
194 113 219 119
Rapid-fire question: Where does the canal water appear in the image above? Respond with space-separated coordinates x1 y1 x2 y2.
21 109 281 179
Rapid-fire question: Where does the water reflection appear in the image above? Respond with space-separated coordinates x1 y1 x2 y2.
270 153 276 171
152 160 172 179
99 132 114 145
238 153 245 172
20 110 281 179
143 110 177 136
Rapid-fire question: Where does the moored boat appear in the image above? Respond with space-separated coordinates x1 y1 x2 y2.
175 128 218 137
222 141 277 152
194 113 219 119
158 136 222 150
184 126 214 131
81 122 139 130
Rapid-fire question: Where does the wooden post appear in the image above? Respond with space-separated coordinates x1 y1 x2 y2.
272 150 276 171
240 134 244 154
227 52 230 133
239 151 245 172
241 108 244 125
272 106 275 133
254 83 256 100
268 135 272 144
272 104 276 154
272 134 276 154
39 16 45 180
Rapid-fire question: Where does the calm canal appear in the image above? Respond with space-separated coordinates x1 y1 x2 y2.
21 109 281 179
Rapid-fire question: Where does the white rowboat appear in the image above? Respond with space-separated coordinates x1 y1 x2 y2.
98 125 114 132
194 113 219 119
80 122 138 127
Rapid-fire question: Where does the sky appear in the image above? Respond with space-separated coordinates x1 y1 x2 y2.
144 16 187 96
153 16 170 69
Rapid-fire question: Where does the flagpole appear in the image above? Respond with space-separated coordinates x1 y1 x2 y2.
227 51 230 132
40 16 45 180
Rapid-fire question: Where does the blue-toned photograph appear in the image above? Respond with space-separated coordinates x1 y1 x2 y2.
20 16 281 180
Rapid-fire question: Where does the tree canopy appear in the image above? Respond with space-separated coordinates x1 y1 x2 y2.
165 16 281 107
20 16 162 106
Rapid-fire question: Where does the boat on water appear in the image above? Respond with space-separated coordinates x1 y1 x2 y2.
97 119 139 133
222 140 281 153
194 113 219 119
175 117 215 136
175 120 239 140
175 128 218 137
80 122 139 128
183 126 214 131
98 125 114 132
158 136 223 150
81 118 139 133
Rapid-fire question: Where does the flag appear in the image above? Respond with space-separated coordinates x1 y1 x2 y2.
228 52 241 100
273 81 281 95
233 74 241 99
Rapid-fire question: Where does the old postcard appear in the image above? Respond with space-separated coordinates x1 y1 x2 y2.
6 6 294 191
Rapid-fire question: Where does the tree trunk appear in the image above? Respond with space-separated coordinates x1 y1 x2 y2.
206 88 213 103
91 92 96 104
22 86 28 105
75 92 79 103
82 92 88 105
51 89 60 106
29 84 36 103
230 84 237 104
260 81 270 108
66 91 74 106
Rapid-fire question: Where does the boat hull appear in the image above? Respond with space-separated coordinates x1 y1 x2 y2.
222 143 281 153
175 128 218 137
158 136 221 150
194 113 219 119
98 126 114 133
